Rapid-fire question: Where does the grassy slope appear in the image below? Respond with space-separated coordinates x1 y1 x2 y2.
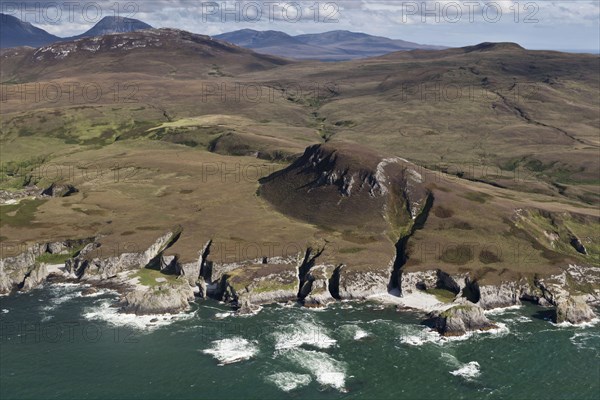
1 38 598 285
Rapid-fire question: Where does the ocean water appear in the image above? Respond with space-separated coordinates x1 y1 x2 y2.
1 283 599 400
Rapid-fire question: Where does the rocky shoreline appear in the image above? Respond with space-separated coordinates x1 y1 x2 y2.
1 231 598 334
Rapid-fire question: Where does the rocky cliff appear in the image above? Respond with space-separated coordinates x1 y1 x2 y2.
426 300 497 336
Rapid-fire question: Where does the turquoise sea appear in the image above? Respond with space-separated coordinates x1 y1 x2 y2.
1 282 599 399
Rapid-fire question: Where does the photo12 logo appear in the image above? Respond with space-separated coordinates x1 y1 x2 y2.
1 82 140 104
199 1 341 23
399 1 540 24
1 2 140 24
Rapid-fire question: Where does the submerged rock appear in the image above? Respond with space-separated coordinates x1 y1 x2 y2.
555 296 596 325
236 297 261 315
426 300 497 336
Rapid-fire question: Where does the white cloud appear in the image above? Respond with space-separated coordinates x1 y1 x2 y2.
3 0 599 50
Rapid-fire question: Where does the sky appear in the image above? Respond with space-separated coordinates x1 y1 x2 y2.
2 0 599 51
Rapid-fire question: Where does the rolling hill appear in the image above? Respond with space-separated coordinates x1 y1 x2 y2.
214 29 446 61
0 29 598 300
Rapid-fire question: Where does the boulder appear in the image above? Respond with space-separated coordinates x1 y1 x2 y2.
426 300 497 336
555 296 596 325
119 282 194 315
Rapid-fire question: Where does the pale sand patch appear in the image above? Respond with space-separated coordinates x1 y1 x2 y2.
46 264 66 275
369 290 453 312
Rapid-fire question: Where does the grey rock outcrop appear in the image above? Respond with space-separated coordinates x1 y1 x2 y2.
436 270 461 294
401 270 437 294
300 265 335 307
119 281 194 315
427 300 497 336
21 263 50 291
336 267 391 299
555 296 596 324
40 183 78 197
74 229 180 280
477 282 522 310
0 243 47 294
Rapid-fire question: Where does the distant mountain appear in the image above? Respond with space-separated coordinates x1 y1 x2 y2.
1 29 290 82
0 13 60 48
214 29 302 48
69 16 153 40
0 15 153 48
215 29 446 61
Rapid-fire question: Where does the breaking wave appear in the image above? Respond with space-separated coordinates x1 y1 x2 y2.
202 337 259 366
265 372 312 392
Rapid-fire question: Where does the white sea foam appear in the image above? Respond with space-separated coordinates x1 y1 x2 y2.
570 331 600 351
441 353 481 381
450 361 481 380
338 324 370 340
39 283 84 315
484 305 522 315
81 288 119 298
274 319 336 350
504 316 532 324
202 338 258 366
215 311 234 319
1 309 8 314
265 372 312 392
400 326 448 346
82 299 192 330
283 348 347 392
552 318 599 329
354 327 369 340
400 322 509 346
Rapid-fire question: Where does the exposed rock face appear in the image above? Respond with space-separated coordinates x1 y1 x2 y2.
401 270 437 295
427 300 497 336
236 297 262 315
336 267 391 299
119 281 194 315
259 143 429 232
160 255 177 273
220 261 299 307
555 296 597 324
1 239 97 293
300 265 335 307
70 229 180 280
21 263 49 291
47 242 69 254
477 282 522 310
436 270 461 294
0 243 48 294
40 183 78 197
